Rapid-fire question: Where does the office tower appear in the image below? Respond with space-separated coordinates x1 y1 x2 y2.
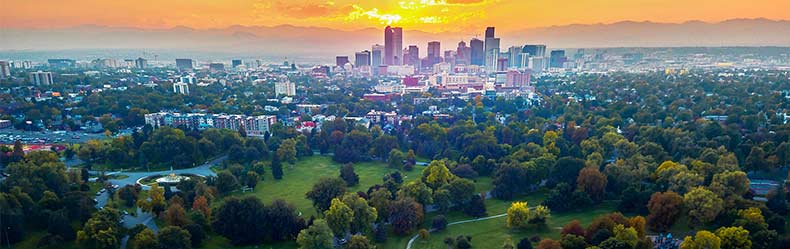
355 51 371 67
404 45 419 66
508 46 523 68
485 38 500 71
505 70 531 90
393 27 403 65
134 58 147 69
232 59 242 68
456 41 469 65
425 41 441 67
497 58 509 72
470 38 484 66
522 45 546 57
209 63 225 71
0 61 10 79
384 26 403 65
336 56 350 67
173 82 190 95
275 78 296 96
29 71 54 85
550 50 566 68
371 44 384 68
175 59 194 71
485 27 495 39
47 59 76 68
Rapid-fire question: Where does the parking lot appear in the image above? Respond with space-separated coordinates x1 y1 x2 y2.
0 129 108 145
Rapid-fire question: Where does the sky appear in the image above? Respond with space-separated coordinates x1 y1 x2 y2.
2 0 789 32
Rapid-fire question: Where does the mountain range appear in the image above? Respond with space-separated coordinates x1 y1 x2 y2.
1 19 789 63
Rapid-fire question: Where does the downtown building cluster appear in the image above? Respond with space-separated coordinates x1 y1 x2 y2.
144 112 277 137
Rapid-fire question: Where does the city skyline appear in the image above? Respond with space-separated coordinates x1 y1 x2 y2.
3 0 790 32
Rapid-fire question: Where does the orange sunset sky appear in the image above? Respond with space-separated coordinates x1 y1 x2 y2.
2 0 789 32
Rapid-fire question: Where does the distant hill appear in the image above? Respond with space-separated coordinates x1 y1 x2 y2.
1 19 788 62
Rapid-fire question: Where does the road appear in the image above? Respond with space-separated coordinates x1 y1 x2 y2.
96 155 224 190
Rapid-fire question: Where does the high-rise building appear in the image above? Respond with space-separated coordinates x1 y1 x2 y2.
497 58 509 72
336 56 350 67
232 59 242 68
505 70 531 90
0 61 10 79
175 59 193 71
522 45 546 57
484 27 499 71
134 58 147 69
47 59 76 68
507 46 523 68
404 45 419 66
371 44 384 69
173 82 190 95
275 77 296 96
29 71 53 85
384 26 403 65
550 50 566 68
355 51 371 67
456 41 470 66
209 63 225 71
470 39 484 66
425 41 441 68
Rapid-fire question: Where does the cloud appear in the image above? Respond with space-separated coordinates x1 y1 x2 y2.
256 0 352 19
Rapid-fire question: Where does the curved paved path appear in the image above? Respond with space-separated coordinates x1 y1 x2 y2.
405 207 533 249
93 156 225 189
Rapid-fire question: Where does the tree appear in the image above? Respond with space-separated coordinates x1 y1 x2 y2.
419 229 430 240
613 224 639 248
681 230 721 249
530 205 551 225
745 147 767 172
306 177 347 212
464 193 487 217
388 149 405 169
266 199 307 241
245 171 259 189
77 208 122 249
432 215 448 231
561 220 586 237
183 223 205 248
192 195 211 219
716 226 751 249
117 185 141 207
442 178 476 206
371 134 399 159
341 193 377 234
517 238 533 249
164 203 189 227
536 239 562 249
709 171 750 199
271 153 284 180
340 163 360 186
369 188 392 221
577 167 608 202
647 191 683 231
390 198 424 235
560 234 589 249
296 219 334 249
455 235 473 249
550 157 585 186
277 138 298 164
347 235 375 249
137 183 166 216
157 226 192 249
398 181 433 205
132 228 158 249
423 160 455 189
211 196 269 245
684 187 724 225
432 189 452 213
507 201 531 229
324 198 353 236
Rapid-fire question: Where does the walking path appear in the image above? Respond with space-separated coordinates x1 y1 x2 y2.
405 207 531 249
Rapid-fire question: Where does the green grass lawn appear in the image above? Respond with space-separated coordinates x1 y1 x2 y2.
402 201 618 249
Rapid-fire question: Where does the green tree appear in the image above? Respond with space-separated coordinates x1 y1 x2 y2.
340 163 360 186
388 149 405 169
681 230 721 249
77 208 122 249
423 160 455 189
709 171 750 199
296 219 334 249
684 187 724 225
324 198 353 236
277 138 298 164
306 177 347 212
398 181 433 205
715 226 751 249
271 153 284 180
157 226 192 249
346 234 375 249
341 193 378 234
137 183 166 216
132 228 158 249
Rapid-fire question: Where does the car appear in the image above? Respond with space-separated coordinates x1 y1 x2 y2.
96 192 102 196
93 198 97 203
123 211 129 215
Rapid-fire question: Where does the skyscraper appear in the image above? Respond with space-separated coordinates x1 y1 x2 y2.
470 38 484 66
29 71 53 85
484 27 500 71
426 41 441 67
508 46 523 68
175 59 193 71
0 61 10 79
522 45 547 57
232 59 242 68
355 51 371 67
371 44 384 68
384 26 403 66
336 56 350 67
550 50 567 68
134 58 147 69
405 45 419 66
456 41 470 65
